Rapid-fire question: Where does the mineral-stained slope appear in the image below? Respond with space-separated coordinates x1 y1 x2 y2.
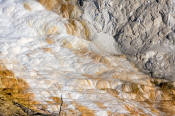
0 0 175 116
81 0 175 81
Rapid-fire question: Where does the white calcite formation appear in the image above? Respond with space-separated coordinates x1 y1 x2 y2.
0 0 175 115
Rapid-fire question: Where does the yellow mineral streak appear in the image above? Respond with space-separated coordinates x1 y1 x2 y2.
60 109 78 116
38 0 58 10
23 3 31 11
103 79 175 115
124 105 146 116
38 0 80 19
39 0 89 40
61 39 73 49
102 88 119 99
65 20 90 40
47 26 58 35
95 102 106 109
79 20 90 40
82 74 94 78
46 96 78 116
45 37 54 44
42 47 52 53
65 20 80 37
74 48 111 67
50 96 62 104
0 64 44 113
60 3 74 18
87 52 110 65
96 80 113 89
154 81 175 115
72 102 95 116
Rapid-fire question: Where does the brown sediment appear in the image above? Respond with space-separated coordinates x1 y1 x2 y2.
152 80 175 115
156 101 175 116
60 3 74 18
0 64 48 115
0 94 27 116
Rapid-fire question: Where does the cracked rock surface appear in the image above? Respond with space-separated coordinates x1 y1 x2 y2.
81 0 175 81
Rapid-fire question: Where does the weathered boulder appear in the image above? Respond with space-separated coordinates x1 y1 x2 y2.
80 0 175 81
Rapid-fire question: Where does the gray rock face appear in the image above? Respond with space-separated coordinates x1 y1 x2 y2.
80 0 175 81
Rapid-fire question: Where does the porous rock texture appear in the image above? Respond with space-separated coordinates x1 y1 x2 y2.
80 0 175 81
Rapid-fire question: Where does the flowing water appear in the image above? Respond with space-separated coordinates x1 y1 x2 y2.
0 0 175 115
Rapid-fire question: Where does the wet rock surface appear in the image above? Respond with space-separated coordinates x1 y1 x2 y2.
81 0 175 81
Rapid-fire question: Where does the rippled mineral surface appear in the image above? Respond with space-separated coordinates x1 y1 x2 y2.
0 0 175 115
